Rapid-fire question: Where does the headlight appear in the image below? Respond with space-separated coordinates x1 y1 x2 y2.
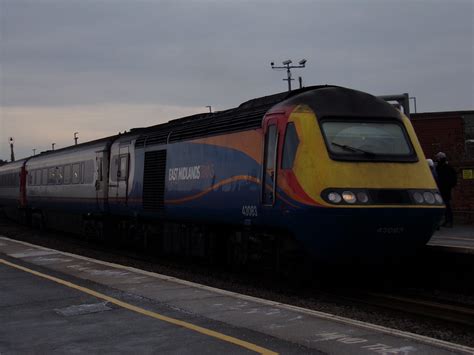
434 193 443 204
328 192 342 203
342 191 357 204
423 191 435 204
412 192 424 204
356 191 369 203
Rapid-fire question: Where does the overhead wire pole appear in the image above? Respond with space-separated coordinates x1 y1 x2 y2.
271 59 307 92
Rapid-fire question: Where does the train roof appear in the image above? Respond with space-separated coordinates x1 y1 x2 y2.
2 85 400 167
135 85 335 148
135 85 401 148
0 158 28 172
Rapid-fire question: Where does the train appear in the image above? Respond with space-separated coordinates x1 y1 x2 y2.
0 85 444 265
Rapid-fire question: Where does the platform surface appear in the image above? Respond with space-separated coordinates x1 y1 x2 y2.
429 224 474 253
1 236 473 355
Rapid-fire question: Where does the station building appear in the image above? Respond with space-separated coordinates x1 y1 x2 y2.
411 110 474 222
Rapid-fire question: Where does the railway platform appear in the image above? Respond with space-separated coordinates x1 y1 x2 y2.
1 236 473 354
428 224 474 254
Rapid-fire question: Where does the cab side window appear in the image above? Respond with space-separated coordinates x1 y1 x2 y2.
262 124 278 205
281 122 300 169
264 125 277 171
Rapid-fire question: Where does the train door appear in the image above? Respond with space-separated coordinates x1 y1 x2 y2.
262 117 280 206
115 145 130 206
95 151 108 211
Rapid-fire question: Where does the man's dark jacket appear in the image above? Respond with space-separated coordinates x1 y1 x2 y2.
436 163 457 200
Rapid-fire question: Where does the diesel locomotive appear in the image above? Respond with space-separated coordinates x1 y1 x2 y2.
0 85 444 264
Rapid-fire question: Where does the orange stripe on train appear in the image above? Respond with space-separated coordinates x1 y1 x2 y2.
165 175 260 205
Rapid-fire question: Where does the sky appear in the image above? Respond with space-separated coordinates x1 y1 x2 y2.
0 0 473 160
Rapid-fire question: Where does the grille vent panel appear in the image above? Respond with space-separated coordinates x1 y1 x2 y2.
143 150 167 211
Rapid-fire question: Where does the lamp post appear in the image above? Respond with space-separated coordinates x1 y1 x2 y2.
52 143 56 151
74 132 79 145
32 149 36 156
271 59 307 92
9 137 15 162
205 106 212 113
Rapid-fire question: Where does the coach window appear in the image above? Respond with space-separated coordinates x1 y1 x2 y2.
57 166 64 184
48 168 56 185
72 163 81 184
98 158 103 181
118 154 129 181
282 122 300 169
28 171 33 185
42 169 47 186
110 155 118 182
84 160 94 184
35 170 41 185
64 165 71 184
81 162 85 184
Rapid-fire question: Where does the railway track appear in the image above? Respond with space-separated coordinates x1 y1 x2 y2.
338 291 474 327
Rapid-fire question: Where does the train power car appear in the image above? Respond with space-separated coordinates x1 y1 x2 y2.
0 85 444 265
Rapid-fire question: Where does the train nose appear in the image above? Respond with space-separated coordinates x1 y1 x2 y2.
300 208 443 262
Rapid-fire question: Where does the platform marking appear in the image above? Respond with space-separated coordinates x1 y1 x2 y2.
2 236 474 354
440 237 474 242
0 258 278 355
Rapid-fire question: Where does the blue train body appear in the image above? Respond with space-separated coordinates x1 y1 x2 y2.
0 86 444 262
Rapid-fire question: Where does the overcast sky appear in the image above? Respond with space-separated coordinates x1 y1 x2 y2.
1 0 473 160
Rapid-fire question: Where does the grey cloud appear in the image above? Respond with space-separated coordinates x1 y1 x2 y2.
1 0 473 109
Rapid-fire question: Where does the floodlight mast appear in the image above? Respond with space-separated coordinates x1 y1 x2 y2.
271 59 307 92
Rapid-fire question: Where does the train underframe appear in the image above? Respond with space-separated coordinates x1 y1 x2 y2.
5 206 307 275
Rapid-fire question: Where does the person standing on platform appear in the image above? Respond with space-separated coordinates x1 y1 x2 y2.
435 152 457 227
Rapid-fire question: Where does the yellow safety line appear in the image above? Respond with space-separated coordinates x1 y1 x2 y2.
0 258 278 355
